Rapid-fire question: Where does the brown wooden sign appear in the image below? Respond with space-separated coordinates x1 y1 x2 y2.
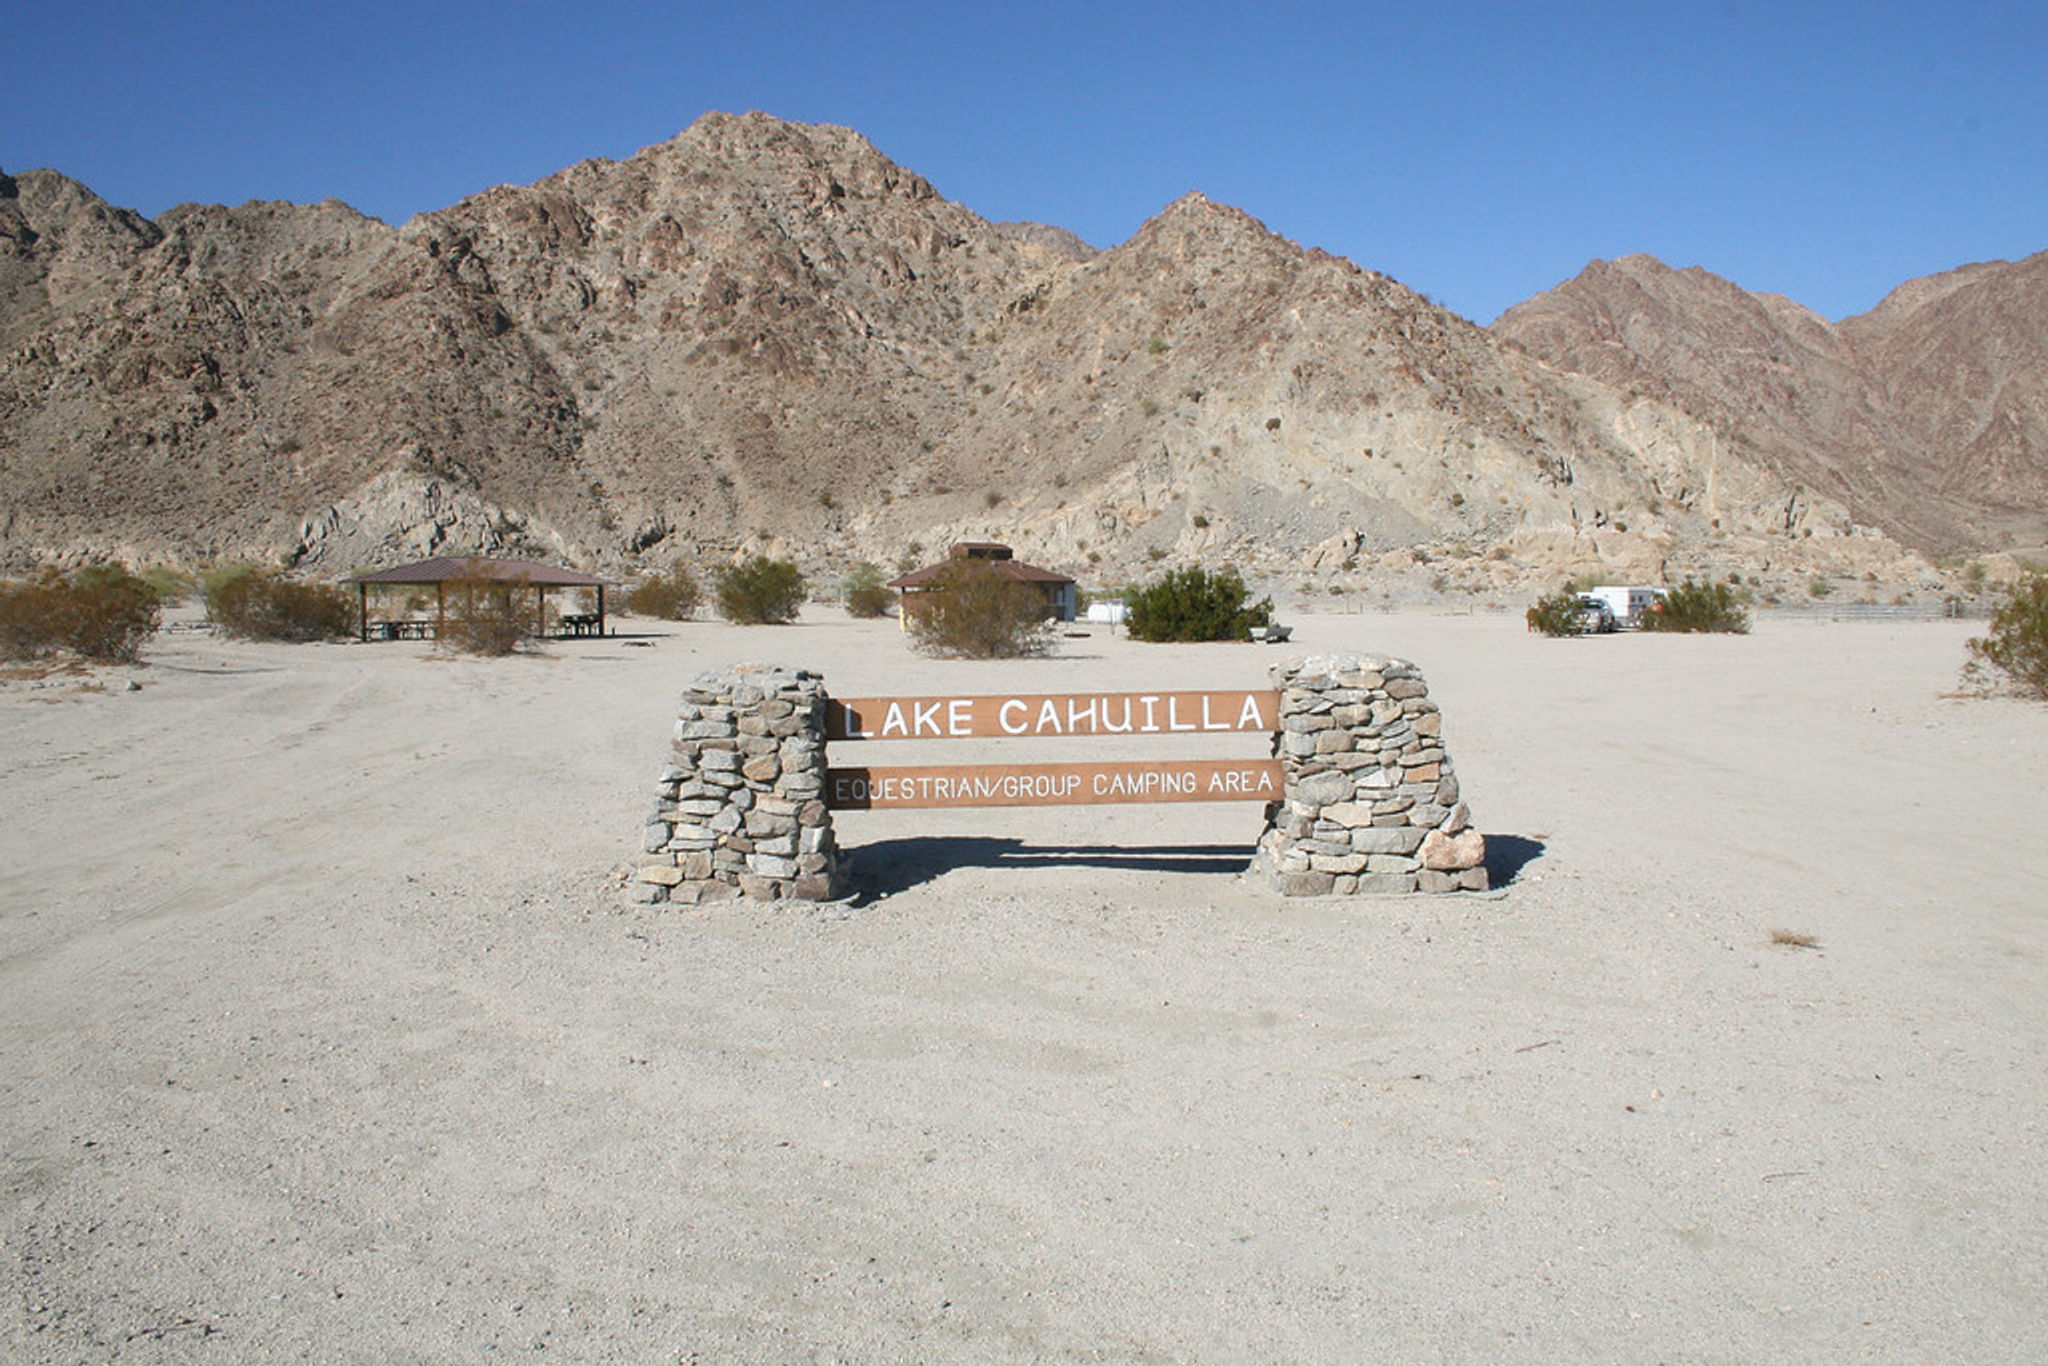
827 690 1279 741
825 759 1285 810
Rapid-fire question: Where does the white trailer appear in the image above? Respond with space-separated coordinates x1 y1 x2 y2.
1585 585 1665 628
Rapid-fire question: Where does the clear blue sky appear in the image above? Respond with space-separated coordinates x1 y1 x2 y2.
8 1 2044 323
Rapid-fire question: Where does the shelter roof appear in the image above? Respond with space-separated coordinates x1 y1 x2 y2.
889 550 1074 591
347 556 614 587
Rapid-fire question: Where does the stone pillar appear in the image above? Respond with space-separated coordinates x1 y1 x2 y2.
634 664 842 904
1252 652 1487 896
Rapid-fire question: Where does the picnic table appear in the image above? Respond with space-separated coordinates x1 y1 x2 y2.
368 620 435 641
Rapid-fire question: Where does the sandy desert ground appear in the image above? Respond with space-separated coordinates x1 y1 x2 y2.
2 605 2044 1362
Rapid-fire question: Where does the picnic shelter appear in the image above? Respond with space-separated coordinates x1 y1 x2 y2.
347 557 616 641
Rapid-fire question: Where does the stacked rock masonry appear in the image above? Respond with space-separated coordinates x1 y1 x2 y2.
635 665 843 904
1253 653 1487 896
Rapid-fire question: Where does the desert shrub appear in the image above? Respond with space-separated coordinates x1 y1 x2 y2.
626 564 702 620
907 560 1054 658
64 567 161 662
0 566 161 663
1125 565 1272 642
1525 586 1585 637
0 574 68 659
137 566 198 604
715 556 805 624
842 562 895 619
438 574 529 655
1639 577 1750 633
201 562 263 615
208 571 355 641
1964 571 2048 699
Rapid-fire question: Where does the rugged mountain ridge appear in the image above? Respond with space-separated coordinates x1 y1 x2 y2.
1494 251 2048 556
0 112 1961 596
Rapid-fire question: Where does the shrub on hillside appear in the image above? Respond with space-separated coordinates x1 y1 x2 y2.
626 564 702 620
0 566 160 664
1125 565 1271 642
438 573 529 655
1638 577 1750 633
208 570 355 641
1964 570 2048 699
842 562 895 619
908 560 1054 658
1525 586 1586 637
715 556 806 624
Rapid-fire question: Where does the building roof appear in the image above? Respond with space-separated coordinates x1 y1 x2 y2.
347 556 614 587
888 544 1074 591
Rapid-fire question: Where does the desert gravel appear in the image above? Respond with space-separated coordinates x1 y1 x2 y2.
3 608 2043 1361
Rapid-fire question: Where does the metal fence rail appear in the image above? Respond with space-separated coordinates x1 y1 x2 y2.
1760 600 1987 623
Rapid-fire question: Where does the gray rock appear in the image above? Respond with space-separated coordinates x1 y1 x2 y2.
1281 730 1320 758
1294 771 1354 806
1350 826 1425 855
1320 801 1375 828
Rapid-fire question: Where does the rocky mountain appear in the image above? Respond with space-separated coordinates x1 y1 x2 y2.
1494 251 2048 556
0 112 1959 598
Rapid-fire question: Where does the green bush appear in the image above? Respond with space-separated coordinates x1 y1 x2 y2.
842 562 895 619
907 560 1054 658
207 571 355 641
1639 577 1750 633
201 562 262 609
0 566 160 663
1125 565 1271 642
715 556 806 624
437 573 529 655
137 566 198 604
1965 571 2048 699
626 564 702 620
1525 586 1585 637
